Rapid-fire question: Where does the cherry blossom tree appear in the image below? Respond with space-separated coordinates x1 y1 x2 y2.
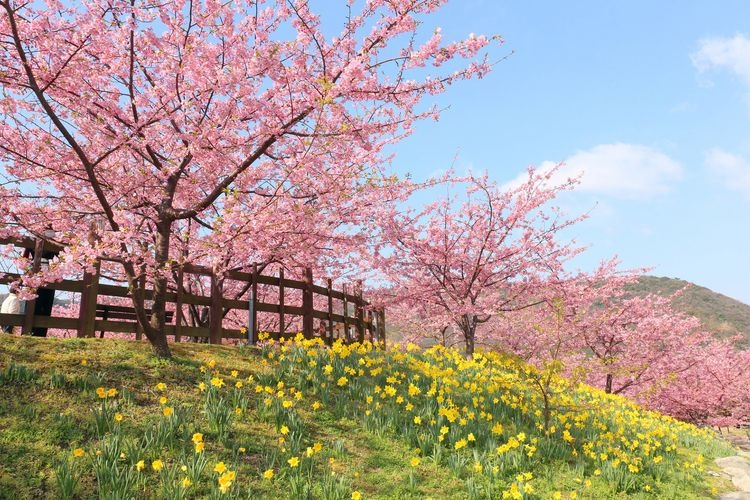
0 0 496 356
645 338 750 425
376 167 583 357
491 262 750 425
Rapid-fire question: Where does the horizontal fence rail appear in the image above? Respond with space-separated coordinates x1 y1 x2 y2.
0 236 385 346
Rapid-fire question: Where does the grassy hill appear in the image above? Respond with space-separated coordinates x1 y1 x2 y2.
628 276 750 348
0 335 738 499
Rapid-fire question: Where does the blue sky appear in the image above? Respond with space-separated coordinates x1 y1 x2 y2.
374 0 750 304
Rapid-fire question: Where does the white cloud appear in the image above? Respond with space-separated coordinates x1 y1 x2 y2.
691 34 750 86
503 143 683 199
705 148 750 200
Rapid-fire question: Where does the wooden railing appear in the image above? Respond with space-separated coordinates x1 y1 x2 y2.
0 236 385 345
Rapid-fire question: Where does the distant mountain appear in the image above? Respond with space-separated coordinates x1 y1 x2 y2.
627 276 750 348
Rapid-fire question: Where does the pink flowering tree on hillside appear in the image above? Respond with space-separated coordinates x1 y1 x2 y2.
376 168 584 357
0 0 496 356
491 262 750 425
484 261 634 363
576 293 711 395
646 338 750 425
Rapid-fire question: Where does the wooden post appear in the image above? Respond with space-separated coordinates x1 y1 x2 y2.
21 238 44 335
278 267 285 337
98 307 107 338
379 309 386 348
373 309 380 344
326 278 334 346
248 263 258 345
342 284 349 342
135 271 146 341
302 267 314 339
77 259 100 338
174 264 184 342
209 273 223 344
355 281 364 343
365 309 373 343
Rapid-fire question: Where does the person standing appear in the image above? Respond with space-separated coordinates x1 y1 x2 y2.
1 284 22 334
22 230 59 337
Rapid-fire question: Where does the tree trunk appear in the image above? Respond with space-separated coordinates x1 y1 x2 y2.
465 333 475 358
605 373 613 394
142 217 173 358
461 314 476 358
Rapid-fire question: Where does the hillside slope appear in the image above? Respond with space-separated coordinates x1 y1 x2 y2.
0 336 737 499
628 276 750 348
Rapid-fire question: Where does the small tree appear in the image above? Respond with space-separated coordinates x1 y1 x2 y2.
376 168 582 357
0 0 496 356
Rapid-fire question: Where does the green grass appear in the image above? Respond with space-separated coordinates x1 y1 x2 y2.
0 335 739 499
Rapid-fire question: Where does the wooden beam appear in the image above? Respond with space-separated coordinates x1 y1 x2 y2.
302 268 314 339
356 281 364 343
248 263 258 344
174 264 184 342
278 267 285 336
342 284 349 342
135 270 146 341
209 273 223 344
22 238 44 335
77 259 100 338
326 278 333 346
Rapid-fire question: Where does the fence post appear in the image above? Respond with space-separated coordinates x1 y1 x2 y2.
21 238 44 335
21 238 43 335
355 281 364 343
326 278 333 346
77 258 100 338
341 283 349 342
247 263 257 345
278 267 285 337
135 269 146 341
302 267 314 339
379 309 386 348
209 273 223 344
174 264 184 342
365 309 373 343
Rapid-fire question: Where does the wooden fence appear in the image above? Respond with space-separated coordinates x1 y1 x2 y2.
0 236 385 346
